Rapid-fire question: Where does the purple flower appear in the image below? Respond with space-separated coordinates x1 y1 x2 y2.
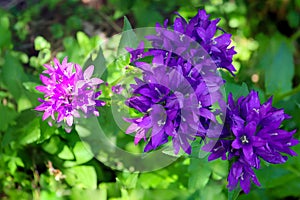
203 90 298 193
124 61 217 154
35 57 105 132
111 84 124 94
205 91 298 163
131 9 236 75
228 160 261 194
124 10 230 155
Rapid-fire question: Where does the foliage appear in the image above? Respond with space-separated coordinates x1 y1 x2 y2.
0 0 299 199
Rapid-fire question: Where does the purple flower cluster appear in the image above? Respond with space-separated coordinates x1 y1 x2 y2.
35 57 105 132
125 58 217 154
33 9 299 195
203 91 298 193
145 9 236 74
125 10 230 154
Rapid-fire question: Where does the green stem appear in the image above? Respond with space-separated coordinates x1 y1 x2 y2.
274 83 300 103
291 29 300 41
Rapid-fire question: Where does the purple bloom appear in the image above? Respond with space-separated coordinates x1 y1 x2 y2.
204 91 298 163
124 10 230 155
35 57 105 132
111 84 124 94
228 160 261 194
203 90 298 193
131 9 236 75
124 61 217 154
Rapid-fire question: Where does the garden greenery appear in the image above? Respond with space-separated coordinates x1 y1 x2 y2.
0 1 299 199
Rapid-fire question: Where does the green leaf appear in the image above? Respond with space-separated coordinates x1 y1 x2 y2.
267 177 300 198
84 47 107 80
2 53 36 111
7 156 24 174
23 82 40 93
34 36 51 50
188 158 212 190
18 117 41 145
138 170 174 189
2 53 26 99
63 141 94 167
58 145 74 160
224 82 249 101
209 159 228 181
37 120 57 143
0 104 17 131
0 15 12 49
70 189 106 200
199 182 227 200
2 111 41 146
255 164 296 189
117 172 139 189
37 48 51 64
64 165 97 189
77 31 91 53
259 34 294 95
42 136 64 155
117 16 138 56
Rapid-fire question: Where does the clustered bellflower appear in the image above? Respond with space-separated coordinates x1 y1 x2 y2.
35 57 105 132
203 91 298 193
125 57 217 154
34 9 299 195
125 9 235 154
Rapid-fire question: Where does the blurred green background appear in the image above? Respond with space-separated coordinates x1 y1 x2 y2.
0 0 299 199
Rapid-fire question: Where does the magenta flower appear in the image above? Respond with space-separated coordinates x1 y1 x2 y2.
35 57 105 132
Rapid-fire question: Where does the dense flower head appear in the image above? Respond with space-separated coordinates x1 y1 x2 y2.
203 90 298 193
35 57 105 132
124 45 224 154
124 10 230 154
127 9 236 75
125 64 215 154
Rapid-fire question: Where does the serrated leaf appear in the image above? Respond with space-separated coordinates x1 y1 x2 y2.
84 47 107 80
117 16 138 56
